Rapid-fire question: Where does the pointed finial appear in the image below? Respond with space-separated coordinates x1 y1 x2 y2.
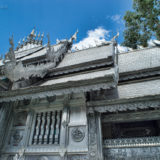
38 32 41 38
9 35 14 48
18 39 21 45
27 36 30 41
22 37 25 43
39 32 44 45
35 32 40 45
47 33 50 47
41 32 44 39
30 27 35 36
34 31 37 37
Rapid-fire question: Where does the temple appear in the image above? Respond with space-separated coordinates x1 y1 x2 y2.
0 29 160 160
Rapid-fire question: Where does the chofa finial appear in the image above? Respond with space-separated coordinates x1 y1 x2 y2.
111 32 119 42
69 30 79 43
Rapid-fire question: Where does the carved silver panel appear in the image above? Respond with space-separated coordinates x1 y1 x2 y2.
71 127 85 142
9 130 24 146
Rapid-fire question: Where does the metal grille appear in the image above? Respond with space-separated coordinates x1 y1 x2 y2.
32 110 62 145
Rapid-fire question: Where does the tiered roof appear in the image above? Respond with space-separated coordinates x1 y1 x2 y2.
0 29 160 105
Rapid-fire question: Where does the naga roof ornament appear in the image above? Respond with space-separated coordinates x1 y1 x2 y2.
2 29 78 84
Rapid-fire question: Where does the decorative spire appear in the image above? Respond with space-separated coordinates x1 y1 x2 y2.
15 28 44 51
30 27 35 36
36 32 41 45
18 39 21 45
41 32 44 40
22 37 25 43
39 32 44 45
38 32 41 38
9 35 14 48
15 39 20 50
47 33 51 48
5 35 16 63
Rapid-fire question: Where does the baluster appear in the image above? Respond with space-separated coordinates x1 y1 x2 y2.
33 113 41 145
49 111 56 144
54 110 61 144
38 112 45 144
44 111 51 144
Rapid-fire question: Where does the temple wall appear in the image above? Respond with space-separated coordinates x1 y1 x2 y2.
0 93 91 160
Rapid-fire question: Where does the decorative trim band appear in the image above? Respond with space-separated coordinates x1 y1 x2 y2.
104 136 160 148
93 100 160 113
120 69 160 81
0 82 116 103
51 61 113 76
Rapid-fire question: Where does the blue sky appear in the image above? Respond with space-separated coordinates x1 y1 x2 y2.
0 0 132 55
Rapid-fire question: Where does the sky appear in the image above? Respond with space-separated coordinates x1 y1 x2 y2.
0 0 133 55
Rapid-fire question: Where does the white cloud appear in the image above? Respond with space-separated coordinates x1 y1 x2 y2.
72 27 110 51
106 14 123 24
111 15 121 22
117 44 133 53
148 39 160 47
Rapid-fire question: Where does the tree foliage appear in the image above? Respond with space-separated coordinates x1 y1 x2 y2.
122 0 160 49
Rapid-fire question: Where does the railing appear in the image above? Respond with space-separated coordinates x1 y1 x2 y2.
104 136 160 148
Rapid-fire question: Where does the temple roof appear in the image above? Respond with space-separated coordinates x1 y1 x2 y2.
57 44 112 68
119 47 160 74
0 29 160 102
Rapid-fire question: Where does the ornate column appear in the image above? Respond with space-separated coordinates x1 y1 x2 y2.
88 108 104 160
0 102 12 150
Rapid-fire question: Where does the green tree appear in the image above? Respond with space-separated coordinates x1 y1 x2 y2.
122 0 160 49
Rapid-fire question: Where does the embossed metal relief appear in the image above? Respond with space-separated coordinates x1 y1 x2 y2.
88 111 98 160
9 130 24 146
7 111 28 147
71 127 85 142
12 131 23 145
13 111 28 127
